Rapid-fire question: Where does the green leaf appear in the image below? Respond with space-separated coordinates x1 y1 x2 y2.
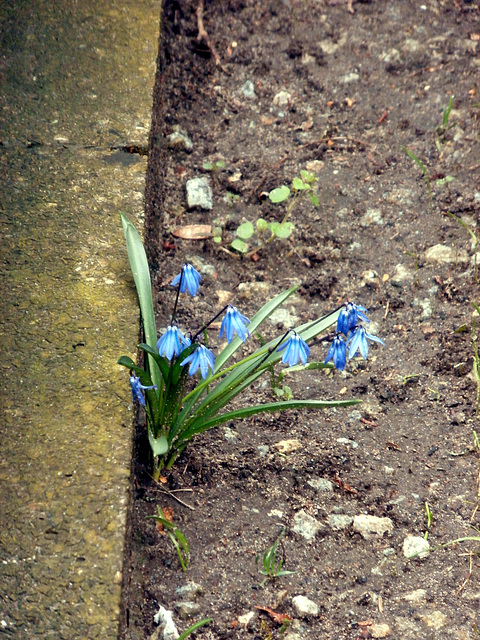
300 170 316 184
230 238 249 253
236 221 255 239
256 218 268 232
177 619 213 640
137 344 170 382
148 431 169 456
308 192 320 207
187 398 361 435
202 161 214 171
269 185 291 203
120 213 161 390
292 177 309 191
270 221 294 239
434 175 455 186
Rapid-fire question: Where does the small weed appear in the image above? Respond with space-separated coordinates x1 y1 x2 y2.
436 95 456 152
446 211 478 282
202 159 226 173
230 170 319 256
149 508 190 571
472 302 480 414
424 502 433 540
402 146 454 212
256 528 295 586
177 618 213 640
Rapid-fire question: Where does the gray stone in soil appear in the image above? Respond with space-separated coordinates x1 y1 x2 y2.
403 535 430 559
307 478 334 493
174 582 204 599
186 177 213 210
175 601 201 620
291 595 319 617
240 80 257 99
353 515 394 539
292 510 322 541
167 126 193 152
424 244 469 264
328 514 353 531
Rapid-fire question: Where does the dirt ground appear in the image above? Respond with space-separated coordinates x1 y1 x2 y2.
120 1 480 639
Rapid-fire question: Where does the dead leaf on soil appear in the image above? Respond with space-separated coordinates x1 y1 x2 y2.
156 506 174 534
172 224 212 240
254 605 292 625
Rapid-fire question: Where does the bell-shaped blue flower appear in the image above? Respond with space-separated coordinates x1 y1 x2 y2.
325 335 347 371
219 305 250 343
156 325 189 361
337 302 369 336
180 344 215 379
276 332 310 366
348 326 385 360
129 375 157 406
171 264 202 296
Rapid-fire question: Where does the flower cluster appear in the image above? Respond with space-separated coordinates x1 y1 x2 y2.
130 265 384 405
325 302 385 371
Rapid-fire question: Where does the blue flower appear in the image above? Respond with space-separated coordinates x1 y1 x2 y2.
348 326 385 360
129 375 157 406
156 325 190 361
219 305 250 343
325 335 347 371
171 264 202 296
180 344 215 379
276 332 310 366
337 302 369 336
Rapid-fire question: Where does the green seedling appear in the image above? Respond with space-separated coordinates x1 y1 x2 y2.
202 159 226 172
256 528 295 586
149 508 190 571
446 212 478 282
473 431 480 454
436 95 456 152
230 170 319 256
402 373 420 385
472 302 480 415
424 502 433 540
402 146 454 212
178 618 213 640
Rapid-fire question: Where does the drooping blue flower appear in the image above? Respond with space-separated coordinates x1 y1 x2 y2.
276 332 310 367
180 344 215 379
325 335 347 371
129 375 157 406
337 302 369 336
156 325 189 361
348 326 385 360
170 264 202 296
219 305 250 343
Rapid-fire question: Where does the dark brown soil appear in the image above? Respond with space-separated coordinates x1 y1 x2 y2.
121 1 480 639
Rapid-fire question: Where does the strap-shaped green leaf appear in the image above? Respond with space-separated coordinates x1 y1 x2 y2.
120 213 161 390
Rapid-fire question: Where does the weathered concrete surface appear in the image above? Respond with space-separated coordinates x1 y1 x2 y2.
0 1 161 638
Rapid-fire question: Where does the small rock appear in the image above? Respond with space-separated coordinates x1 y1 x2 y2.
268 307 300 327
274 439 302 454
341 72 360 83
238 611 256 627
186 177 213 210
353 515 394 539
421 611 447 629
328 514 353 531
401 588 426 604
424 244 468 264
175 602 201 620
273 90 291 107
391 264 413 285
403 535 430 559
307 478 333 493
223 427 237 443
153 606 179 640
337 437 358 449
174 582 204 599
238 281 271 300
257 445 269 457
292 595 319 617
370 622 392 638
167 126 193 152
240 80 256 100
361 208 383 226
292 510 322 541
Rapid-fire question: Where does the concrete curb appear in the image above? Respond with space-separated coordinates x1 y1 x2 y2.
0 1 161 637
